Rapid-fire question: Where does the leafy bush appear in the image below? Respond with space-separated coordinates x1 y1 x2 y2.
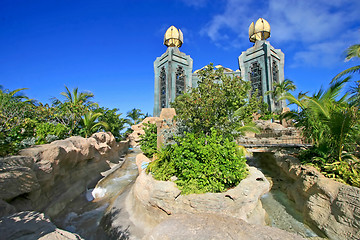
171 63 265 139
140 123 157 158
147 129 248 194
35 122 69 144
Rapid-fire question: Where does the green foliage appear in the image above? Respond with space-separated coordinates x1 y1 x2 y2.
140 123 158 158
80 111 109 138
282 78 360 187
35 122 69 144
52 85 97 135
147 129 248 195
0 88 36 156
171 63 265 138
0 85 131 156
96 107 128 141
126 108 144 126
333 44 360 81
266 78 296 102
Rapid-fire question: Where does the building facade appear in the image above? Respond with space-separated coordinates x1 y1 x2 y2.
154 20 285 116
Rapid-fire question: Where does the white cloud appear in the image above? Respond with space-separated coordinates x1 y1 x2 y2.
201 0 360 67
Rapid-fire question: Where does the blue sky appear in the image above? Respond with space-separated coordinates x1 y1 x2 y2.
1 0 359 116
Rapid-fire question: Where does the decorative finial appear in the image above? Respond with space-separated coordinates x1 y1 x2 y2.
164 26 183 48
249 18 271 43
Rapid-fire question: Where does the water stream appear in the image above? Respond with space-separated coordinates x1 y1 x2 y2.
53 147 326 239
52 147 141 240
250 152 326 239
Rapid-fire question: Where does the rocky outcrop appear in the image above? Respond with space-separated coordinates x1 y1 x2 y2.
128 117 160 146
128 108 177 147
127 154 271 231
144 213 306 240
268 152 360 240
0 211 83 240
0 132 129 218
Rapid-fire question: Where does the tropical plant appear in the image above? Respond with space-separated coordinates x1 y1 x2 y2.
280 78 360 187
126 108 144 126
97 107 128 141
139 123 157 158
35 122 69 144
81 111 109 138
266 78 296 102
0 87 35 156
171 63 265 138
52 86 97 135
333 44 360 81
147 129 248 194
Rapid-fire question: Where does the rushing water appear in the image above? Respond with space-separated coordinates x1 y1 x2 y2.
52 147 141 240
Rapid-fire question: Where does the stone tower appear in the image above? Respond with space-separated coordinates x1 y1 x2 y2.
153 26 193 117
238 18 285 112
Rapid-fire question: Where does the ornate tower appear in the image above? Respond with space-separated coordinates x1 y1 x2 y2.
238 18 285 112
153 26 193 117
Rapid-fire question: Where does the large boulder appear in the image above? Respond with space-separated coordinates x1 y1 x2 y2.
0 211 83 240
144 213 306 240
0 132 129 218
0 156 40 200
272 152 360 240
127 154 271 230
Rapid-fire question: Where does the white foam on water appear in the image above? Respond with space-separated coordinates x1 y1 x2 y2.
91 187 106 199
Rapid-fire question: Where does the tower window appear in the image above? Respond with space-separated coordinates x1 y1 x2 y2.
160 67 166 108
249 62 262 97
175 66 185 97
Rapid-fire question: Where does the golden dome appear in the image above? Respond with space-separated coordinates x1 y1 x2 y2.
164 26 183 48
249 18 271 43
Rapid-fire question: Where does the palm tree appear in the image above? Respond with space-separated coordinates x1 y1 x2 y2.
53 86 98 135
81 111 109 138
266 79 296 104
333 44 360 81
280 78 356 160
60 85 96 108
126 108 144 126
349 80 360 107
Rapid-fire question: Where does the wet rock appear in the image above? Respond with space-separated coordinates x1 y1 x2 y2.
135 153 151 174
143 213 306 240
273 152 360 240
0 211 83 240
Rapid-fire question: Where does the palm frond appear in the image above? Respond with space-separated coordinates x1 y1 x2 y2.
332 65 360 82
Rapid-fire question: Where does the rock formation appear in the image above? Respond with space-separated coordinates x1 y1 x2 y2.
143 213 306 240
262 152 360 240
128 117 160 146
0 132 129 219
126 154 271 230
0 211 83 240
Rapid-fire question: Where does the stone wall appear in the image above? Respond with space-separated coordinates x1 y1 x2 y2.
257 152 360 240
0 132 129 218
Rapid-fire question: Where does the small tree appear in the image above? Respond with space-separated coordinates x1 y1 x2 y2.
171 63 264 138
126 108 144 126
81 111 109 138
97 107 128 141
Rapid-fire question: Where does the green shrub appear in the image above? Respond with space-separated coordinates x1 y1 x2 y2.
35 122 69 144
147 129 248 194
140 123 157 158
